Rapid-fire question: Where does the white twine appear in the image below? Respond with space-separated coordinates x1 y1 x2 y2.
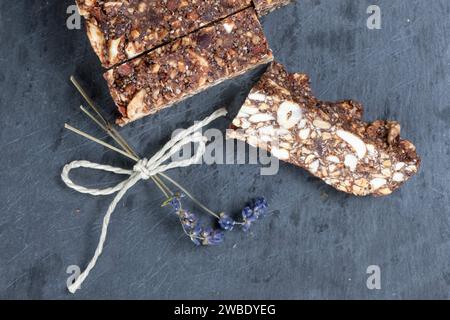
61 108 227 293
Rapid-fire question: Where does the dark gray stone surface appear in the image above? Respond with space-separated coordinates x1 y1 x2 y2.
0 0 449 299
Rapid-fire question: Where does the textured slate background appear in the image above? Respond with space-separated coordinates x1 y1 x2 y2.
1 0 449 299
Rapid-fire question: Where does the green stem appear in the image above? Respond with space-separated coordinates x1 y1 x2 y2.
72 79 171 198
159 173 221 219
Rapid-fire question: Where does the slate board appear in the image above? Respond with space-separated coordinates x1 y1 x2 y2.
1 0 449 299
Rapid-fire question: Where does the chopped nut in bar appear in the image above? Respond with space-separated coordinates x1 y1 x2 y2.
104 8 274 126
253 0 295 16
227 62 420 196
76 0 253 68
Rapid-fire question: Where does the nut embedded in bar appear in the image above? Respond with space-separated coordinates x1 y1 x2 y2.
76 0 253 68
227 62 420 196
104 8 274 125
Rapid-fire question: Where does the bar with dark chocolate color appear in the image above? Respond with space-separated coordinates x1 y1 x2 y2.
76 0 253 68
104 8 274 125
227 62 420 196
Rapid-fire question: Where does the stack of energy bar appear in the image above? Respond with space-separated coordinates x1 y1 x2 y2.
76 0 294 125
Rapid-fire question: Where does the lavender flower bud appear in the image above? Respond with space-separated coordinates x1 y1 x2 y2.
218 213 235 231
202 228 225 245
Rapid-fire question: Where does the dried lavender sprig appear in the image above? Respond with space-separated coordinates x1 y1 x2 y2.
164 194 224 246
71 77 135 157
216 197 269 233
164 195 270 245
69 76 221 218
64 124 138 162
240 197 269 232
158 173 221 219
71 77 171 197
64 122 172 199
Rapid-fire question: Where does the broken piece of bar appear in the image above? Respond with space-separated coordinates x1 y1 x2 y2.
76 0 253 68
227 62 420 196
253 0 295 16
105 8 274 126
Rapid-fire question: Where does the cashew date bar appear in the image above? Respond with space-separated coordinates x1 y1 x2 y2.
76 0 252 68
227 62 420 196
105 8 274 126
253 0 295 16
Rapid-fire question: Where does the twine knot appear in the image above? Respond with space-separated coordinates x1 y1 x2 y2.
133 158 152 180
61 108 227 293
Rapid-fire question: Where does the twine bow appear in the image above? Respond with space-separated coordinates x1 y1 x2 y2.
61 108 227 293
